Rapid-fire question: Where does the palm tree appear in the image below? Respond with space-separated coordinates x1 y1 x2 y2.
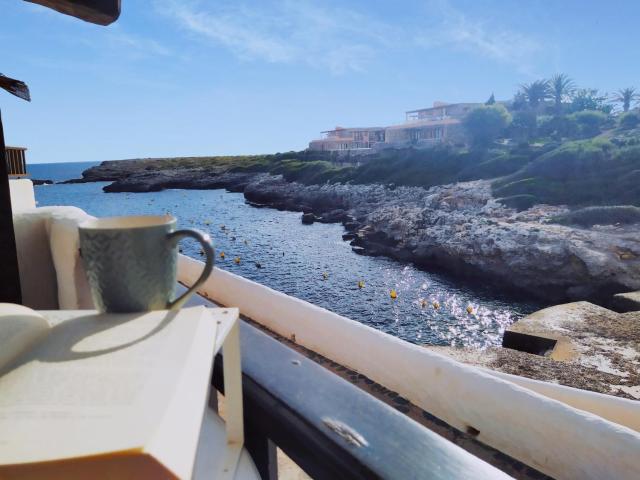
611 87 639 112
511 91 527 110
549 73 575 114
519 80 551 109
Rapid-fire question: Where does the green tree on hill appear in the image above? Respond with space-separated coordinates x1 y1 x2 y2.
463 105 511 147
549 73 575 114
511 91 527 110
611 87 639 112
510 110 537 142
570 88 612 114
519 80 551 109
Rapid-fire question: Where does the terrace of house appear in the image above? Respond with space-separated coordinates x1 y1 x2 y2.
405 103 479 123
322 128 384 141
385 118 461 143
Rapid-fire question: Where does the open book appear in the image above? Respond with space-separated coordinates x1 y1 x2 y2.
0 303 232 479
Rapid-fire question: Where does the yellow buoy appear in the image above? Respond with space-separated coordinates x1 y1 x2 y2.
358 280 365 289
234 257 241 264
220 251 225 259
466 305 474 314
432 301 440 310
390 289 397 299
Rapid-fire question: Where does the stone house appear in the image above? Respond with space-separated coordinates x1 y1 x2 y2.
308 127 386 152
308 102 481 152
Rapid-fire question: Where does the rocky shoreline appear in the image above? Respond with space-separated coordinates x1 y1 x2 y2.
68 160 640 303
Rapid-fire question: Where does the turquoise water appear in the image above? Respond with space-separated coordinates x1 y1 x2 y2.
31 161 540 348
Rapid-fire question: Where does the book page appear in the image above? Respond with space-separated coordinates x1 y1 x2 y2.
0 304 49 372
0 306 220 478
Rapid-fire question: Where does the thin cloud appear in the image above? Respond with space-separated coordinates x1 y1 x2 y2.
154 0 392 74
105 31 172 58
155 0 542 75
416 1 541 74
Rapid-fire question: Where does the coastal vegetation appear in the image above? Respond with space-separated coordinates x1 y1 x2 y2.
552 206 640 227
82 74 640 214
260 74 640 210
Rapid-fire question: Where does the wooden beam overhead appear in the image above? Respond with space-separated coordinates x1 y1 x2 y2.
24 0 121 26
0 74 30 102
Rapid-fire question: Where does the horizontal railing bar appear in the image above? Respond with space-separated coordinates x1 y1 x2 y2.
212 320 510 480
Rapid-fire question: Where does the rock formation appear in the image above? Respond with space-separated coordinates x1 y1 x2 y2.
71 161 640 302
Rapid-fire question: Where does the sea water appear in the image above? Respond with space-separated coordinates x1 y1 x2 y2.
30 161 540 348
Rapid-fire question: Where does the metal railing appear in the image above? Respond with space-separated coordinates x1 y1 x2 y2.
5 146 27 176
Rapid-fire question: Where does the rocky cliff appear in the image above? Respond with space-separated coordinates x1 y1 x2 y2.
70 160 640 302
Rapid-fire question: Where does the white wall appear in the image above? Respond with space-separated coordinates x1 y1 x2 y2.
9 179 36 212
178 255 640 480
483 368 640 432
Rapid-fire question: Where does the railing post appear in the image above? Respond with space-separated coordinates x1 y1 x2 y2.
0 110 22 303
245 422 278 480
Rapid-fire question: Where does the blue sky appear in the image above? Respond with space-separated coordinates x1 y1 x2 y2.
2 0 640 163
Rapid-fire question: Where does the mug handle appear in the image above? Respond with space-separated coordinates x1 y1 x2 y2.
166 229 215 310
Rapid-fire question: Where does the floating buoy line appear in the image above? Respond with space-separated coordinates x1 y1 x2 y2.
184 221 481 315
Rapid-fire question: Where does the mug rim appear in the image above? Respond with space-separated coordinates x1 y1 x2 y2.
79 215 176 230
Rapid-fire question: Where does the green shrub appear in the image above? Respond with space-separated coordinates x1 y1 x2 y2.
463 105 512 147
492 140 640 206
345 148 475 187
458 152 530 181
569 110 608 137
619 112 640 130
508 110 537 142
552 206 640 227
536 115 554 135
494 139 612 183
537 115 580 139
493 177 551 197
269 160 350 185
570 89 612 114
